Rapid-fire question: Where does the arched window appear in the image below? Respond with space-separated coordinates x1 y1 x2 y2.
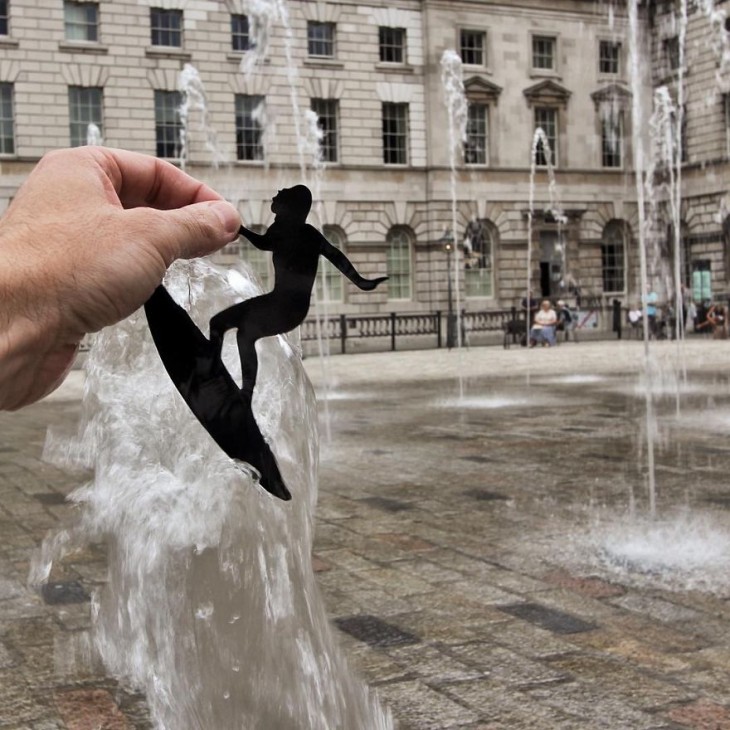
464 219 496 297
601 220 627 294
386 227 412 299
240 224 271 288
317 226 345 303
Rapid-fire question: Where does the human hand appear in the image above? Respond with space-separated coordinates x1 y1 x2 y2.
359 276 388 291
0 146 241 409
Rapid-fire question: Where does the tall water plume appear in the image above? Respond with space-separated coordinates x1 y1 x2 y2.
34 261 393 730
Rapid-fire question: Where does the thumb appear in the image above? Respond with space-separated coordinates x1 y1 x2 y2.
128 200 241 262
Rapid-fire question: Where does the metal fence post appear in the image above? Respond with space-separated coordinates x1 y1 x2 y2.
390 312 397 351
340 314 347 354
436 311 442 348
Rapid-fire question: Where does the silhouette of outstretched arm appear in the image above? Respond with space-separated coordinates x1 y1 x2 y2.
320 238 387 291
239 225 274 251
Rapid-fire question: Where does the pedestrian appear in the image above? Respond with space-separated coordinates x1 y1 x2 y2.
529 299 557 347
0 147 241 410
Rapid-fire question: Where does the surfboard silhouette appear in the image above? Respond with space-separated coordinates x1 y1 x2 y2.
144 285 291 501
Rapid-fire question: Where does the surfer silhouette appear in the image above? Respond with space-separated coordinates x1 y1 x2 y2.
209 185 387 400
144 184 386 502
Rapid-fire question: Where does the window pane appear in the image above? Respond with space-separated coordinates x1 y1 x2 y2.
387 229 411 299
601 241 625 293
307 21 334 57
465 104 488 165
0 0 8 35
532 36 555 69
464 220 493 297
231 14 250 52
235 94 264 161
150 8 182 47
69 86 103 146
316 227 345 302
460 30 485 66
64 1 98 42
599 41 620 74
601 111 622 168
665 36 680 70
534 107 557 166
0 83 14 155
311 98 338 163
154 90 182 158
379 27 405 63
382 103 408 165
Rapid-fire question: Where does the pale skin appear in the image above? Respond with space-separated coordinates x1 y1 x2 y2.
0 146 241 410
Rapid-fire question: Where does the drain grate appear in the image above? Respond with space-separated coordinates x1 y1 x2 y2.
464 488 509 502
460 455 494 464
498 602 596 634
33 492 68 506
360 497 412 513
334 615 420 648
41 581 89 605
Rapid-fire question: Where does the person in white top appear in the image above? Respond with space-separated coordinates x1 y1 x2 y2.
529 300 558 347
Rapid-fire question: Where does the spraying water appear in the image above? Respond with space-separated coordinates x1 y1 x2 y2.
440 50 468 399
33 261 393 729
178 63 226 170
86 123 103 146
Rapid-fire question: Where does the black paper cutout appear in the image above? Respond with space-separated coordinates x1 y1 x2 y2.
145 185 387 501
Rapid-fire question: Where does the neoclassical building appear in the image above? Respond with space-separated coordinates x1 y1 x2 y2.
0 0 728 317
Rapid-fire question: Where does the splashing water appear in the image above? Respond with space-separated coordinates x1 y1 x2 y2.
33 261 393 730
86 123 103 146
440 50 468 354
178 63 226 170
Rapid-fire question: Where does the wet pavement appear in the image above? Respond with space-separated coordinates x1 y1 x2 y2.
3 339 730 728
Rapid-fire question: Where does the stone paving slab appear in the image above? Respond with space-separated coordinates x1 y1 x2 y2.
2 340 730 727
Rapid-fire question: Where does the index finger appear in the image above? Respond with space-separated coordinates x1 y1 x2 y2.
92 146 223 210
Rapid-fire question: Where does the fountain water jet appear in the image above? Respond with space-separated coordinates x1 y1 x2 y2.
34 262 393 729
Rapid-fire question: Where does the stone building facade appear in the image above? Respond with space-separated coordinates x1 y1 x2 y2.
0 0 728 317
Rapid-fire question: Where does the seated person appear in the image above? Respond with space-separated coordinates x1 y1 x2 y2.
530 299 557 347
628 306 642 334
706 303 728 340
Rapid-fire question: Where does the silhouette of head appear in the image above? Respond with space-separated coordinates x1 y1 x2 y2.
272 185 312 222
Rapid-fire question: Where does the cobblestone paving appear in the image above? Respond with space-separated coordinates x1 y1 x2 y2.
3 340 730 728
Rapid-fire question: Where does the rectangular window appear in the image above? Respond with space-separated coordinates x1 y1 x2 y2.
241 244 271 288
387 233 411 299
231 14 250 52
235 94 264 161
465 104 488 165
664 36 680 71
532 35 556 70
599 40 621 74
150 8 182 47
311 98 338 163
379 26 406 64
382 102 408 165
0 0 8 35
534 107 557 166
460 29 486 66
154 90 182 158
601 243 625 293
307 21 335 57
0 83 14 155
69 86 103 147
601 112 623 168
64 1 98 42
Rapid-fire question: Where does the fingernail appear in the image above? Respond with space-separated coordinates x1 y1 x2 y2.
209 201 241 240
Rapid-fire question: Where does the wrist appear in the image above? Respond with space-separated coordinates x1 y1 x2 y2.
0 227 78 409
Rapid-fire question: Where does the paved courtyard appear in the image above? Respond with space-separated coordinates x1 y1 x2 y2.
3 339 730 728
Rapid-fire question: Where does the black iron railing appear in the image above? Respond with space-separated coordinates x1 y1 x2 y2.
300 308 523 353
